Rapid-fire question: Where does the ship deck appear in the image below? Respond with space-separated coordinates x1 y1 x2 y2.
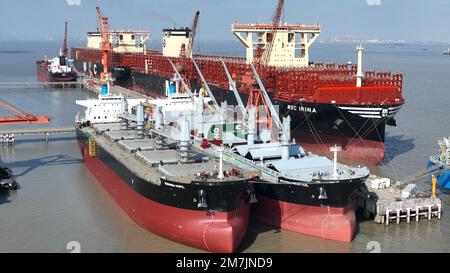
83 125 251 185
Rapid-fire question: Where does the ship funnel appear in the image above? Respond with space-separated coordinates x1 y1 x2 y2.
356 44 364 88
281 116 291 160
247 107 257 146
136 103 145 139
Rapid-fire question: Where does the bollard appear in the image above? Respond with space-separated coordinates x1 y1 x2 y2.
432 175 437 198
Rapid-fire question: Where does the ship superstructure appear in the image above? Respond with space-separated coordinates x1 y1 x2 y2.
37 21 77 83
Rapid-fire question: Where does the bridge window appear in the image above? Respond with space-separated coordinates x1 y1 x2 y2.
288 33 294 43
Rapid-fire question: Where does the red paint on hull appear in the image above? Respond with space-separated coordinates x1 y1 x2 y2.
36 70 77 83
292 132 385 165
78 142 249 253
252 196 356 243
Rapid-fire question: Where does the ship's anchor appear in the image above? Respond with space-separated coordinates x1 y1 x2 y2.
318 187 328 200
197 189 208 208
246 187 258 204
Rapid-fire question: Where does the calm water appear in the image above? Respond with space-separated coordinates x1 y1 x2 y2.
0 40 449 253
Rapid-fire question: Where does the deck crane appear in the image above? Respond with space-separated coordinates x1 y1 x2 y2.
62 21 68 57
0 97 50 125
259 0 284 66
96 6 112 86
183 10 200 58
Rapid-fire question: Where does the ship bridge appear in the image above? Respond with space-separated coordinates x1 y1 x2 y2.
232 23 320 67
87 30 150 53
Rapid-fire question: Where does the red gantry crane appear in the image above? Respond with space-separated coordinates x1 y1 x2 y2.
96 6 112 83
259 0 284 66
0 97 50 125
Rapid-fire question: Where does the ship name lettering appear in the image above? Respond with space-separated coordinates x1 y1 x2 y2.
287 105 317 113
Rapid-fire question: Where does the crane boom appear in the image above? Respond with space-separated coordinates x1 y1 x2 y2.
0 97 50 124
62 21 68 57
186 10 200 58
260 0 284 66
192 59 221 113
249 63 281 129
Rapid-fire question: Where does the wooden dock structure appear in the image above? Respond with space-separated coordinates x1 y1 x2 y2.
0 127 76 142
357 174 442 225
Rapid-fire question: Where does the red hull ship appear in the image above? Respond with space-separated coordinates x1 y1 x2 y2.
77 136 250 252
75 92 254 252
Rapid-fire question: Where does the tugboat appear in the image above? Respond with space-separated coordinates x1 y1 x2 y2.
428 136 450 190
36 21 77 83
75 80 254 252
0 166 17 191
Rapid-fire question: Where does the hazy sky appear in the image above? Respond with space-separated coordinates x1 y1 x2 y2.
0 0 449 42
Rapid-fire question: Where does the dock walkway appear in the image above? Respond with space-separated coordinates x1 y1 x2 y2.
0 127 75 142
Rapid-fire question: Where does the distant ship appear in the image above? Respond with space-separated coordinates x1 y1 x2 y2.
443 48 450 55
36 21 77 83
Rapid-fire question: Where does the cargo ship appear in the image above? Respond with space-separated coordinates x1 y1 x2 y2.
72 2 404 165
37 22 77 83
75 86 255 252
146 63 369 243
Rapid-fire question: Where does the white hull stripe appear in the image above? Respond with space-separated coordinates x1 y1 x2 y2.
339 107 382 111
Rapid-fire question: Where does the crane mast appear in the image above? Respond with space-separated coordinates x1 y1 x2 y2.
62 21 68 57
259 0 284 66
186 10 200 58
96 6 112 84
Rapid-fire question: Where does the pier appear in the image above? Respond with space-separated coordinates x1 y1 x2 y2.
357 174 442 225
0 81 82 89
0 127 76 142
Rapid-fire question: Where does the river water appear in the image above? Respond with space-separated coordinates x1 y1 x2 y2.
0 40 449 253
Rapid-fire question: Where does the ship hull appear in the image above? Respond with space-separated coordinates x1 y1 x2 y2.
36 61 77 83
252 177 366 242
130 71 401 165
73 60 131 85
76 128 251 252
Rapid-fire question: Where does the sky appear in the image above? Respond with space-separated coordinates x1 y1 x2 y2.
0 0 449 43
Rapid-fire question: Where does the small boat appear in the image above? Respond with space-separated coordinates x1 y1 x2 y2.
442 48 450 55
0 166 17 191
428 136 450 190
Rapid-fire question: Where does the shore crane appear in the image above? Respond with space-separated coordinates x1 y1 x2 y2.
186 10 200 58
258 0 284 66
96 6 112 85
62 21 68 57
